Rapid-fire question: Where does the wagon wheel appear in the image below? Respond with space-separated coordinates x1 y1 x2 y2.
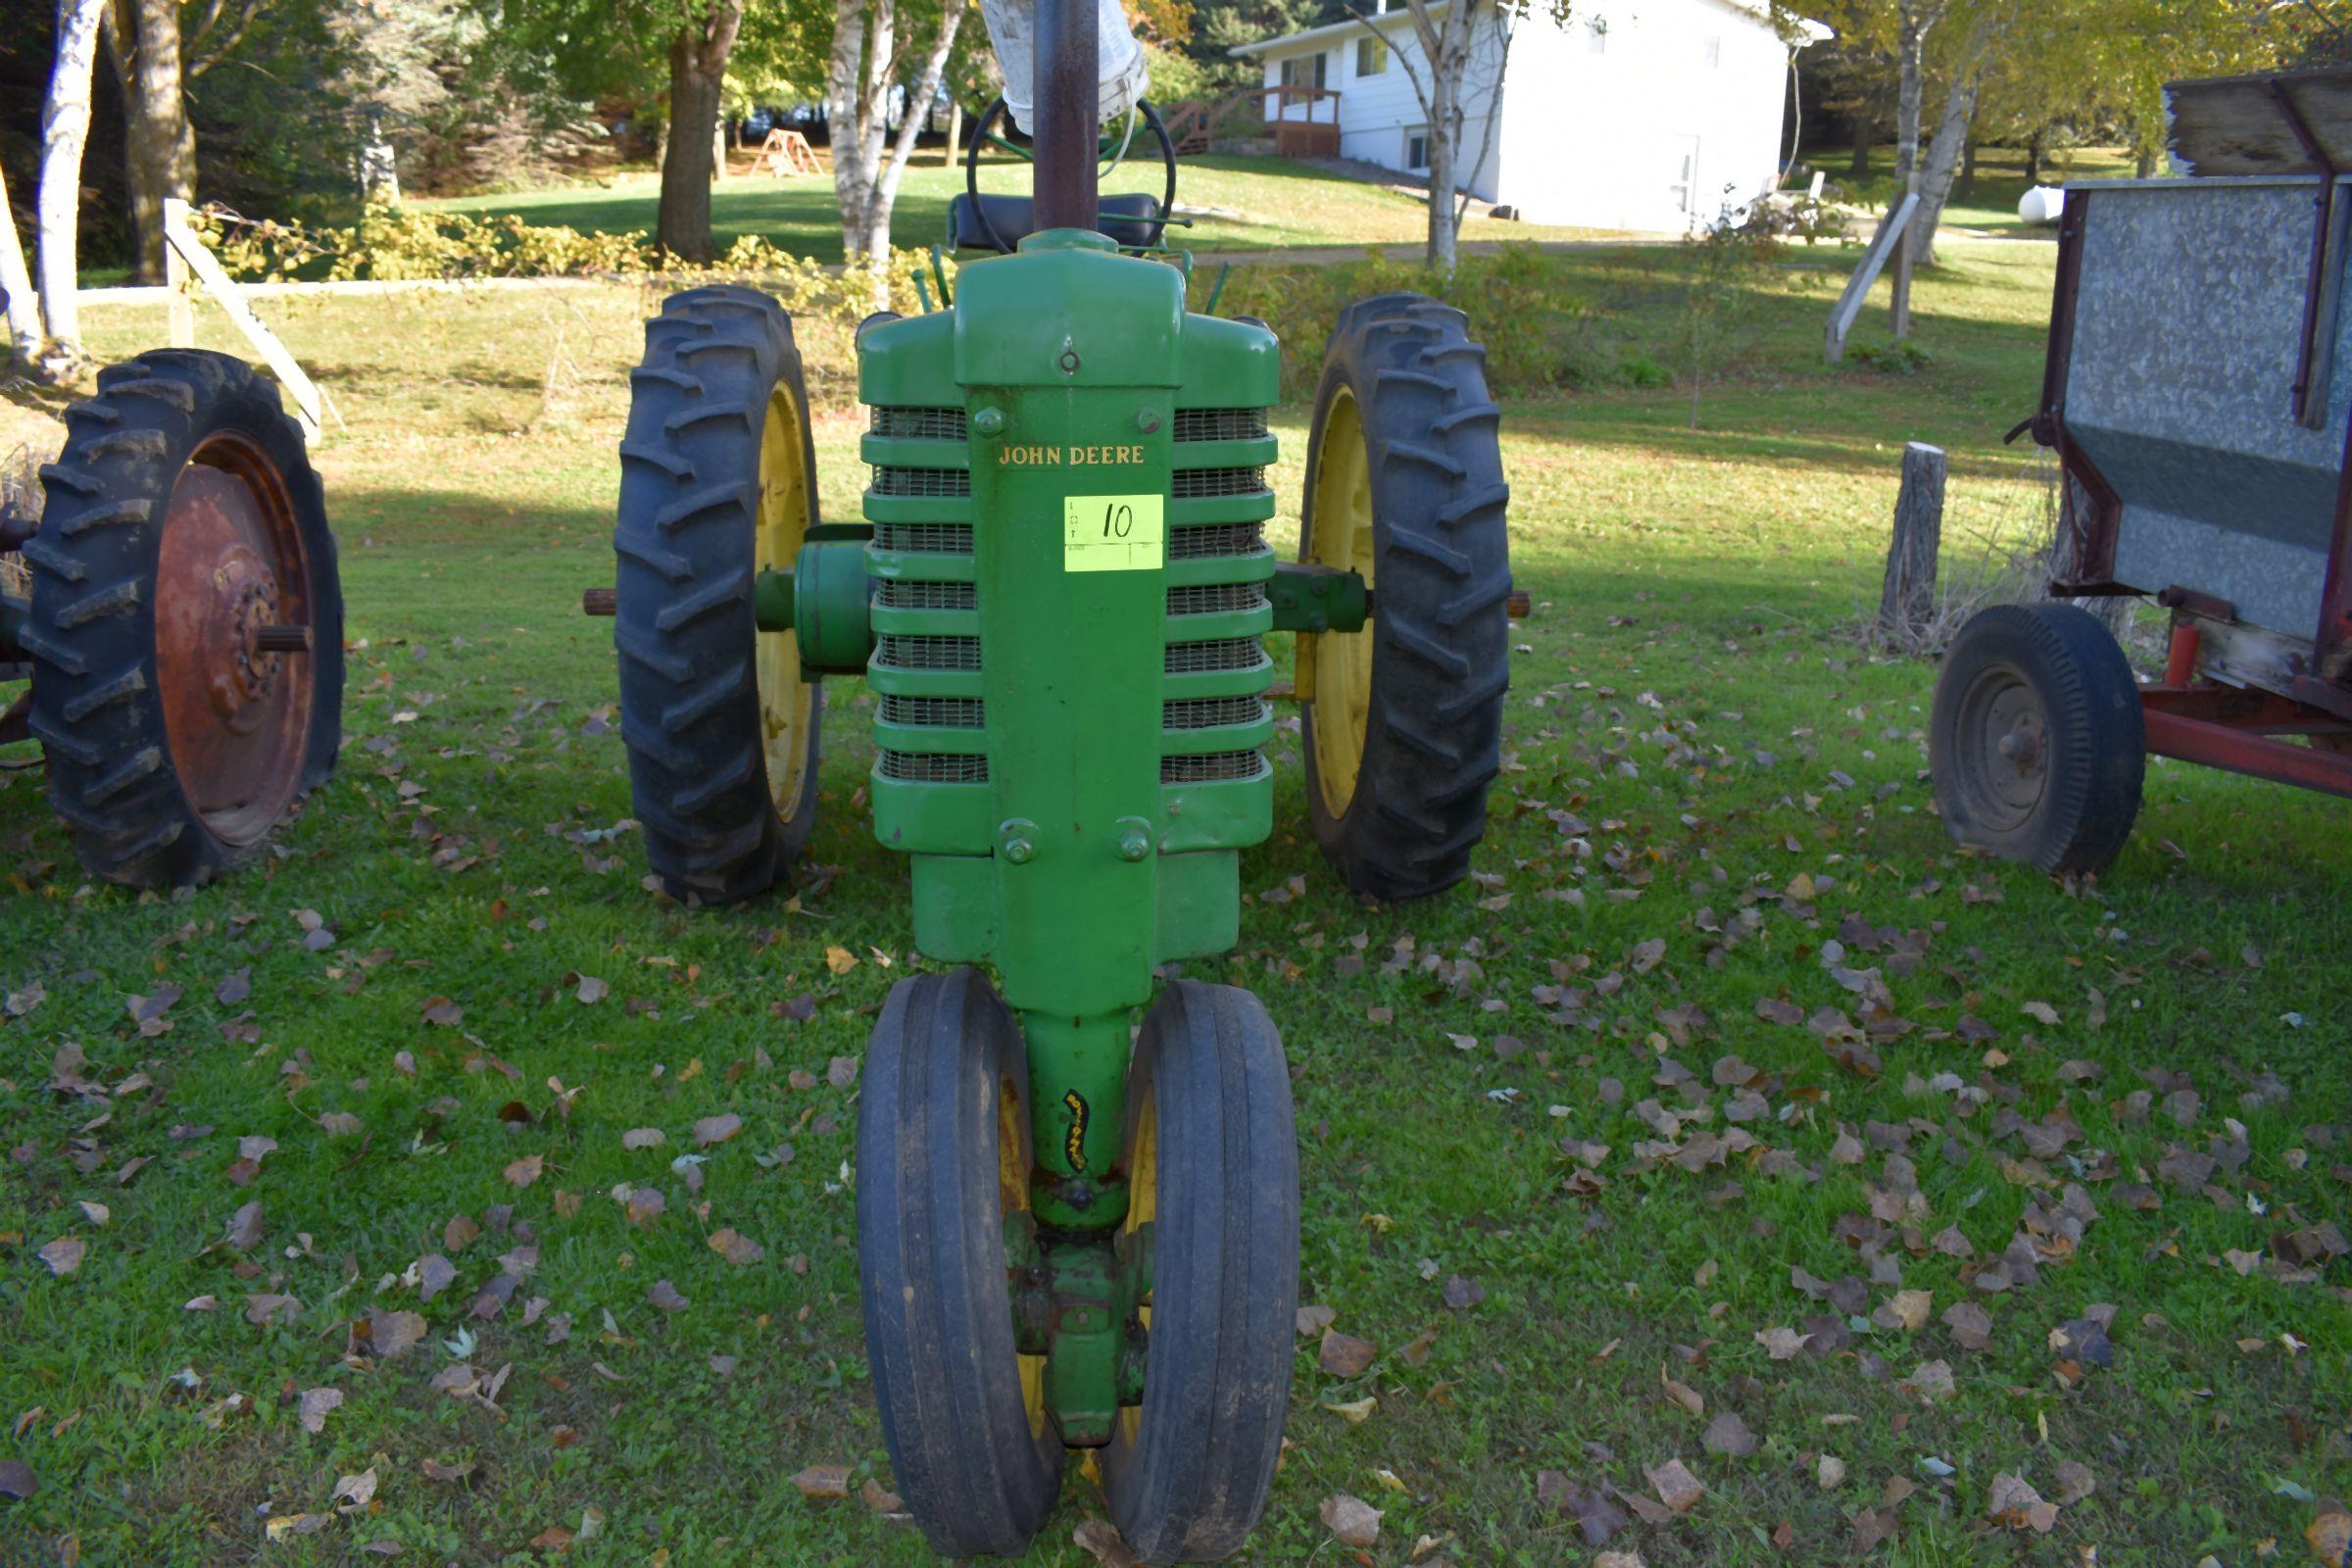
25 350 343 888
1930 602 2144 874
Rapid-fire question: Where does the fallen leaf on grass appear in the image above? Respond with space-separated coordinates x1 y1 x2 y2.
1987 1472 2059 1533
693 1113 742 1148
621 1127 665 1151
366 1309 426 1360
334 1467 377 1512
420 1457 475 1484
1647 1458 1704 1514
37 1237 84 1277
1320 1494 1382 1546
0 1460 34 1499
1701 1410 1756 1457
1817 1455 1846 1490
1442 1275 1485 1310
298 1387 342 1434
1898 1358 1956 1403
1319 1330 1377 1377
709 1228 763 1266
1754 1326 1810 1360
2051 1460 2096 1505
528 1524 573 1552
1296 1303 1337 1337
2304 1509 2351 1566
1659 1366 1704 1415
1322 1396 1376 1423
504 1154 543 1188
245 1293 301 1327
1880 1290 1932 1332
418 1254 458 1302
648 1279 690 1313
420 997 463 1027
573 974 608 1004
859 1476 904 1514
1942 1301 1993 1351
793 1464 851 1499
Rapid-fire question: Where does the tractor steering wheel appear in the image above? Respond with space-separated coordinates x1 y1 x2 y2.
962 96 1178 254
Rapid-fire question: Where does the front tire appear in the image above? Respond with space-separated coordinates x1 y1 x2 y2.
857 970 1064 1556
26 350 342 889
1102 981 1298 1563
1930 602 2144 874
1299 294 1511 902
614 285 821 904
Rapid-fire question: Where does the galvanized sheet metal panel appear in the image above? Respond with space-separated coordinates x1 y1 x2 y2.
2063 179 2345 636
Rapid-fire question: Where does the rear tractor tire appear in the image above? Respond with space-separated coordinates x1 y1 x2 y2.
1930 602 2144 874
613 285 823 904
1298 294 1512 902
24 349 342 889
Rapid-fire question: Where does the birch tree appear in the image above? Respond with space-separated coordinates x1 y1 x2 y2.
829 0 966 303
1343 0 1561 272
39 0 110 373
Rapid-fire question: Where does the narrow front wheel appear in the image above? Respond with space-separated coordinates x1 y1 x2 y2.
1102 981 1298 1562
856 969 1064 1556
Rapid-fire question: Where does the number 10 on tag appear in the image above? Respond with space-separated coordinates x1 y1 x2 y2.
1062 493 1164 572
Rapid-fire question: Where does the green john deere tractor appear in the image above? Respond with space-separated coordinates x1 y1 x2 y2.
591 1 1514 1554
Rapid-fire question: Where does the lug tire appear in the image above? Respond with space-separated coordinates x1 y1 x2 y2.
613 285 821 904
26 350 342 889
1102 981 1298 1563
857 969 1065 1557
1300 293 1512 901
1930 602 2144 874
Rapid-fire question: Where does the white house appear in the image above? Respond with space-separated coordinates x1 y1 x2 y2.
1232 0 1820 233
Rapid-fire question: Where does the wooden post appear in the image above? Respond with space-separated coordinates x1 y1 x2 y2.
1880 442 1945 639
164 214 193 348
1825 192 1917 363
161 198 327 439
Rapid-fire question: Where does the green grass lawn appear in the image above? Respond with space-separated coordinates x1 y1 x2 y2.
3 238 2348 1566
420 153 1627 264
1811 143 2142 238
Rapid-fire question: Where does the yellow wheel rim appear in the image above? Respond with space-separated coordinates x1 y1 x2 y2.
755 385 815 815
1116 1086 1158 1446
1002 1076 1050 1440
1306 387 1375 819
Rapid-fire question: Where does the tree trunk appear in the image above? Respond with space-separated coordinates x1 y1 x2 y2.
40 0 109 368
827 0 891 268
103 0 194 284
0 165 44 364
1848 112 1873 176
1894 4 1935 195
657 3 743 263
2025 123 2044 186
855 2 961 307
945 96 961 170
1907 21 1990 269
1958 136 1976 200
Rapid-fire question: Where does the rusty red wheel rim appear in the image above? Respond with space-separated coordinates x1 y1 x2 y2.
154 432 316 847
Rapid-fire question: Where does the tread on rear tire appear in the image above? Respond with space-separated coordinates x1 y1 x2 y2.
1300 293 1511 902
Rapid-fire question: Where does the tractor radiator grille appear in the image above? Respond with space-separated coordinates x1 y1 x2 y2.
1169 523 1264 560
875 635 982 671
870 406 968 440
1171 466 1268 499
880 695 985 727
870 466 972 498
1164 696 1268 731
1173 408 1268 443
1161 751 1267 783
880 751 990 784
1165 638 1265 674
875 580 977 611
872 522 974 555
1166 583 1268 616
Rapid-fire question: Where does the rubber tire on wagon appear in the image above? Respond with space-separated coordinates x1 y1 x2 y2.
1102 980 1298 1564
1930 602 2144 875
24 350 342 889
857 969 1065 1556
1299 293 1512 902
614 284 823 905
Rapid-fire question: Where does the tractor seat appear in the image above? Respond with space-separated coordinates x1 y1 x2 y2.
949 191 1164 252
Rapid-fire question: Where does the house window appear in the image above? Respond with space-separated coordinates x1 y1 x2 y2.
1703 33 1721 67
1355 36 1388 75
1280 53 1329 90
1404 126 1430 171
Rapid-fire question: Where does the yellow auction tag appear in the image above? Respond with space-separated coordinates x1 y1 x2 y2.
1062 493 1164 572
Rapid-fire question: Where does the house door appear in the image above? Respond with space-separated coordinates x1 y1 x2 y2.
1667 135 1701 223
